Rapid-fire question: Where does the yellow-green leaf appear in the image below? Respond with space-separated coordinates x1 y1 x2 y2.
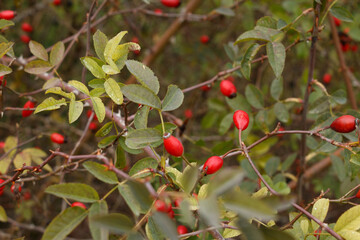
334 205 360 232
46 87 73 99
0 63 12 77
68 98 83 124
80 57 106 79
24 60 52 74
50 41 65 66
34 97 67 114
90 97 105 123
311 198 329 230
0 205 7 222
29 40 48 61
68 80 90 95
104 78 123 105
45 183 99 203
0 42 14 58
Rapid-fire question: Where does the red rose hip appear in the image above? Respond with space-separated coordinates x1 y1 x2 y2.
50 133 65 144
356 189 360 198
220 80 237 98
200 35 210 44
11 184 22 193
330 115 356 133
22 101 35 117
333 16 341 27
53 0 61 5
161 0 181 8
21 23 33 32
177 225 188 235
0 10 16 20
154 200 169 212
71 202 86 209
322 73 331 84
163 133 183 157
233 110 249 131
203 156 223 174
21 35 31 44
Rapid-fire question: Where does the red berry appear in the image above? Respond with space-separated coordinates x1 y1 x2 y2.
53 0 61 6
200 84 211 92
0 10 16 20
314 229 322 236
278 126 285 138
131 37 140 55
177 225 188 235
168 209 175 218
322 73 332 84
220 80 237 98
21 23 33 32
341 43 350 52
0 76 7 87
174 198 182 207
185 109 193 119
330 115 356 133
351 44 358 52
203 156 223 174
356 189 360 198
22 101 35 117
154 200 169 212
233 110 249 131
20 35 31 44
200 35 210 44
71 202 86 209
333 16 341 27
50 133 65 144
161 0 181 8
11 184 21 193
154 9 163 14
163 134 184 157
23 192 31 200
89 122 98 131
86 110 98 121
0 179 5 192
0 142 4 149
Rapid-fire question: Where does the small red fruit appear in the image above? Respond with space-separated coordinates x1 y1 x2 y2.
330 115 356 133
278 126 285 138
184 109 193 119
168 209 175 218
154 200 169 212
89 122 98 131
322 73 332 84
177 225 188 235
163 133 184 157
314 229 322 236
161 0 181 8
233 110 249 131
0 179 5 192
21 35 31 44
0 10 16 20
356 189 360 198
333 16 341 27
86 110 98 121
53 0 61 6
200 84 211 92
351 44 358 52
50 133 65 144
0 76 7 87
341 43 350 52
154 9 163 14
203 156 223 175
220 80 237 98
0 142 4 149
23 192 31 200
21 23 33 32
71 202 86 209
22 100 35 117
200 35 210 44
174 198 182 207
11 184 21 193
131 37 140 55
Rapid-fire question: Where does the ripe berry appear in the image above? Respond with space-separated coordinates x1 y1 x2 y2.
200 84 211 92
177 225 188 235
352 44 358 52
50 133 65 144
71 202 86 209
22 101 35 117
86 110 98 121
21 35 31 44
0 76 7 87
89 122 98 131
154 200 169 212
131 37 140 55
0 10 16 20
11 184 21 193
174 198 182 207
341 43 350 52
0 142 4 149
161 0 181 8
356 189 360 198
333 16 341 27
168 209 175 218
53 0 61 5
322 73 332 84
21 23 33 32
200 35 210 44
23 192 31 200
154 9 163 14
314 229 322 236
163 133 184 157
220 80 237 98
278 126 285 138
330 115 356 133
184 109 193 119
0 179 5 192
203 156 223 175
233 110 249 131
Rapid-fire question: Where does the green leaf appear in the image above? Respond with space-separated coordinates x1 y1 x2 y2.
34 97 66 113
274 102 289 123
240 43 262 80
334 205 360 232
83 161 118 184
311 198 329 230
122 84 161 109
45 183 99 203
0 19 14 30
41 207 88 240
331 89 347 105
178 200 196 227
91 213 133 235
331 156 346 181
68 98 83 124
129 157 158 178
24 60 53 74
265 157 280 177
0 205 7 222
146 216 165 240
266 42 286 78
330 6 353 22
118 180 153 216
93 30 108 62
0 64 12 76
95 122 113 137
161 85 184 112
214 7 235 16
179 164 199 194
104 78 123 105
81 57 106 79
91 97 106 123
89 201 109 240
115 144 126 169
98 135 117 148
151 212 178 240
102 64 119 75
104 31 127 63
42 77 61 90
46 87 73 99
199 196 221 227
208 168 245 196
270 78 283 100
256 16 278 29
29 40 48 61
235 26 280 44
245 84 264 109
89 87 105 97
338 230 360 240
50 41 65 66
134 106 150 129
68 80 90 95
13 151 31 169
0 42 14 58
125 128 162 149
223 219 242 238
89 78 105 88
125 60 160 94
219 113 233 135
